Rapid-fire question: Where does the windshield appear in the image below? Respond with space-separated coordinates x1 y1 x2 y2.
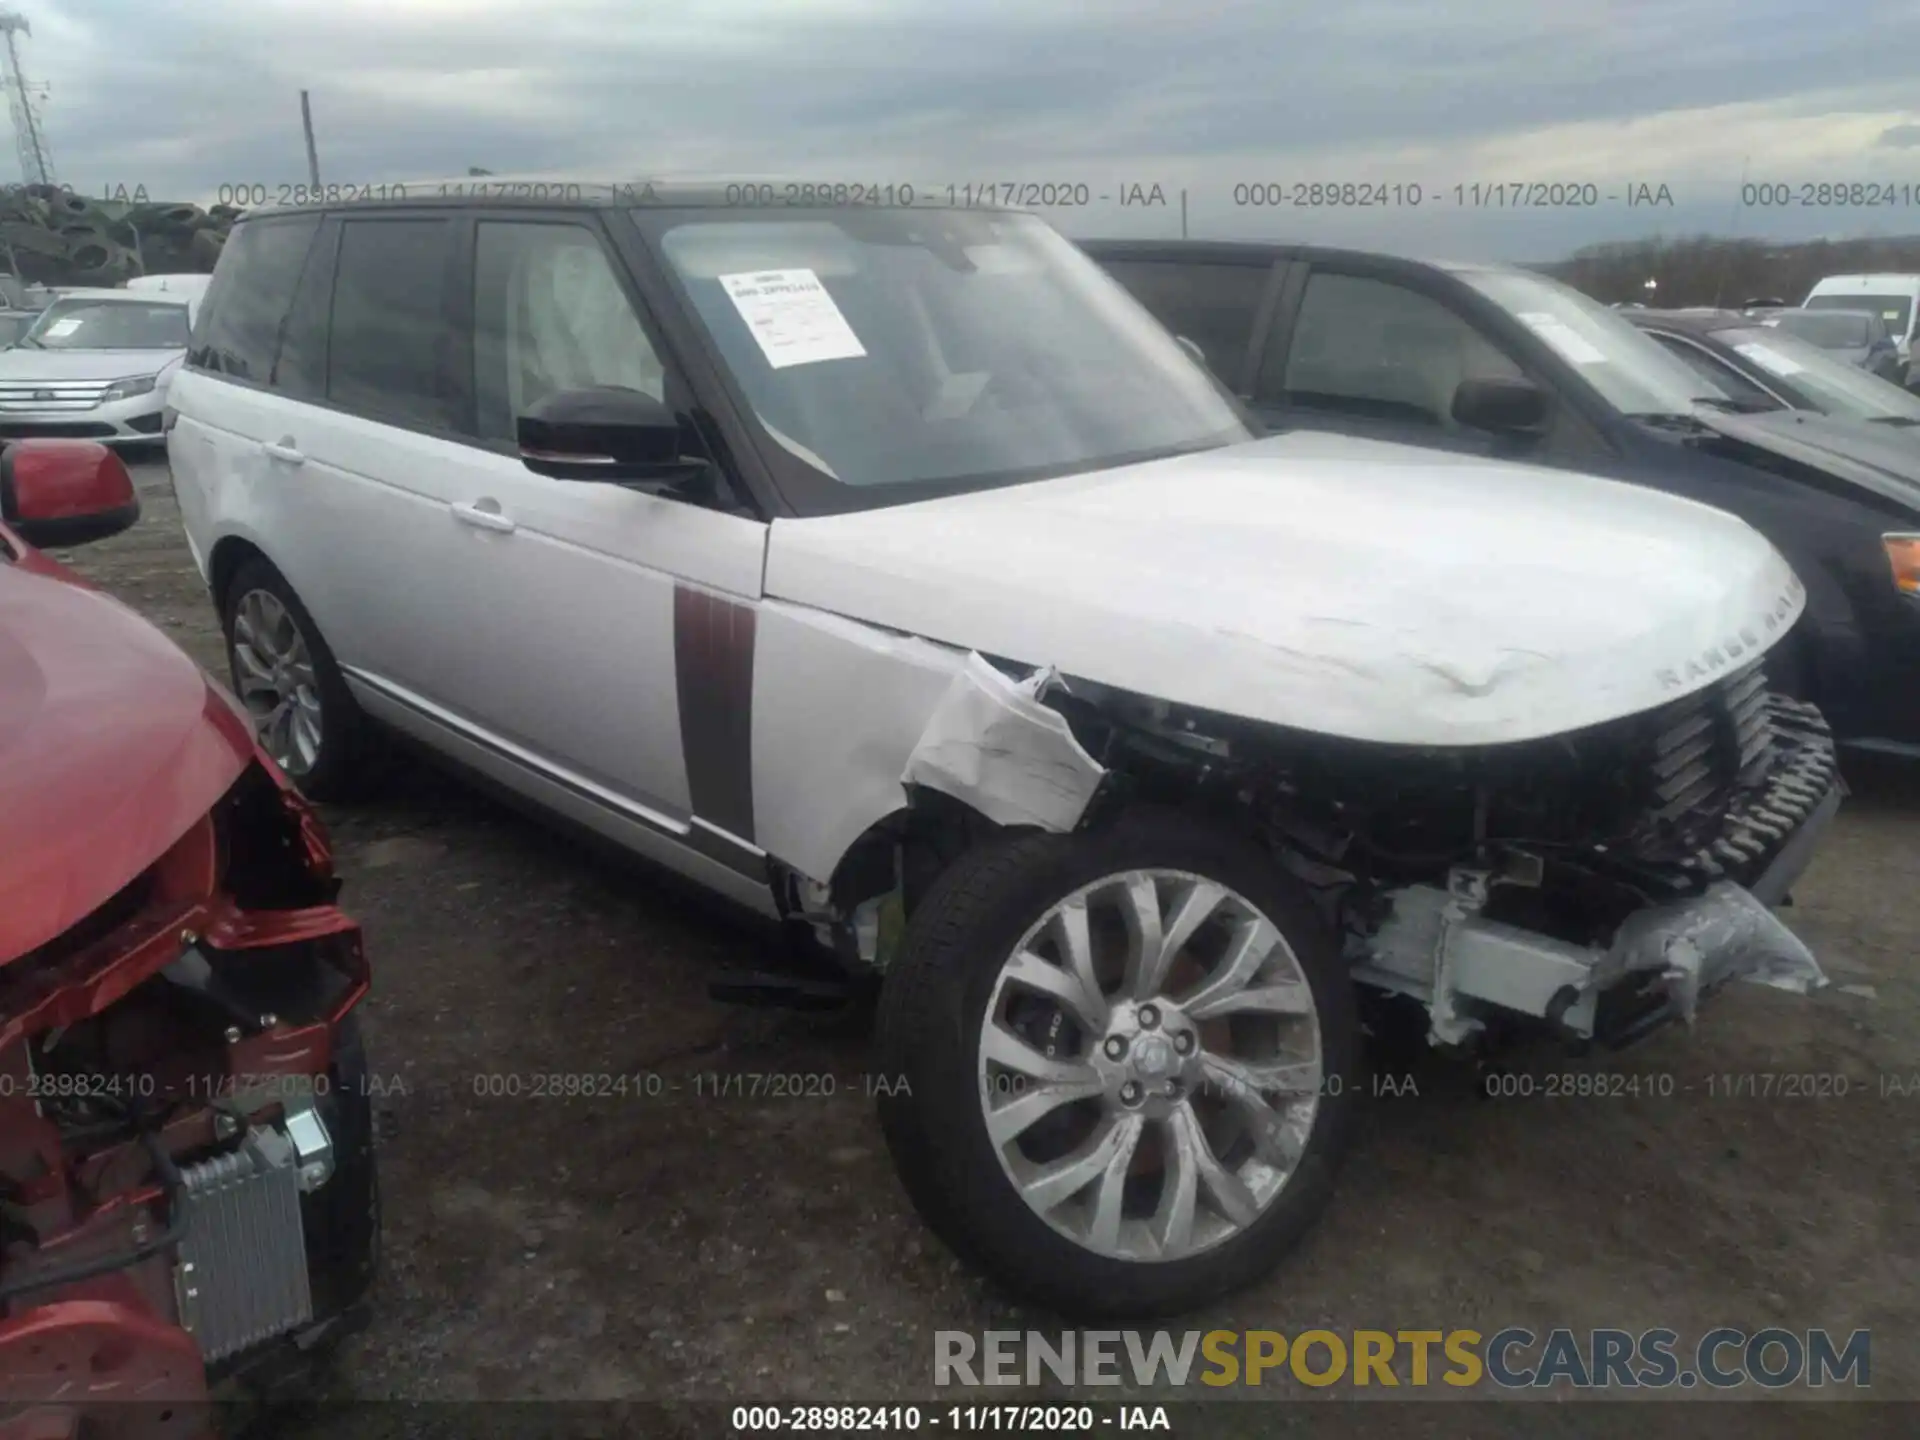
1454 268 1732 416
1764 310 1872 349
1806 292 1913 338
20 298 189 351
642 208 1249 496
1716 326 1920 423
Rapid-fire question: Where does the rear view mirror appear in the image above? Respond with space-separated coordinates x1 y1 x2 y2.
1453 377 1550 435
0 439 139 548
516 386 698 485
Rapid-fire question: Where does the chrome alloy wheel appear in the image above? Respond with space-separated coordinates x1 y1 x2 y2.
976 869 1324 1263
230 587 324 777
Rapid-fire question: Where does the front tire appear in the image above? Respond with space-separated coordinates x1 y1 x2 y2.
221 556 369 800
874 808 1359 1319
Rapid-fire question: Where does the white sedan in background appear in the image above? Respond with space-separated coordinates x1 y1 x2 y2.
0 288 190 447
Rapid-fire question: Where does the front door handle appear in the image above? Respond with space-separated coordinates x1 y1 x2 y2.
450 499 517 534
261 438 305 465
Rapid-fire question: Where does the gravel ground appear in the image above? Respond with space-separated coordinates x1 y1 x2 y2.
56 459 1920 1433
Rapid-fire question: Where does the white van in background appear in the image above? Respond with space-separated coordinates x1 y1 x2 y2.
1803 273 1920 382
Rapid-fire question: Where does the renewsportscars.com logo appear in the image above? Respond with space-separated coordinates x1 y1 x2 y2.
934 1327 1871 1391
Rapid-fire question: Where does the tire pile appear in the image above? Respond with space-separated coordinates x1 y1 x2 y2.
0 184 238 286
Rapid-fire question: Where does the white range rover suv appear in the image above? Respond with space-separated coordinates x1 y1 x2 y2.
166 183 1841 1318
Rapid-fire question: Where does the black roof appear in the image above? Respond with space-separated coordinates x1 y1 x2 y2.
1620 307 1754 334
1076 236 1522 279
238 176 1023 223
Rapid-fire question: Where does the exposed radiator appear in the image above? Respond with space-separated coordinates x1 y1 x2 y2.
174 1126 314 1364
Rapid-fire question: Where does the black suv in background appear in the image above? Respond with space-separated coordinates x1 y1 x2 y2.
1083 239 1920 760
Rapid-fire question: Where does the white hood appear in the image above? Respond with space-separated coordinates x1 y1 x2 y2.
0 348 182 381
762 430 1806 747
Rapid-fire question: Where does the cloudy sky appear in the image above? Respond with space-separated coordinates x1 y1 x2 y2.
12 0 1920 259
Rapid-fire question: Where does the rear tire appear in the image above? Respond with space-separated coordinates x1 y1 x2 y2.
221 556 370 801
875 807 1359 1319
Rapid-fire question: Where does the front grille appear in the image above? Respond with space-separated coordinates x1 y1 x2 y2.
1612 660 1838 887
1643 662 1773 835
0 420 116 438
0 380 109 412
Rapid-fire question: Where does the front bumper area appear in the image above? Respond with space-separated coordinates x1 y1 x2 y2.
0 392 168 444
0 1008 377 1440
0 871 375 1435
1355 690 1843 1049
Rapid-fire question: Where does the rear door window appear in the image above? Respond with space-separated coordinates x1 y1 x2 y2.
325 218 459 432
188 216 322 381
1098 260 1269 387
272 221 337 399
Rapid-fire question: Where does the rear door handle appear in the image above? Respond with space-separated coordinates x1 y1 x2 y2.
261 438 305 465
450 499 517 534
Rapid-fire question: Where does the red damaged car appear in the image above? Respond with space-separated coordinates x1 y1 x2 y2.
0 440 378 1437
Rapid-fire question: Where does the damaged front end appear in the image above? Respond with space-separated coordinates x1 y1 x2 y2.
1079 654 1839 1050
1342 673 1838 1048
816 646 1838 1053
0 758 376 1435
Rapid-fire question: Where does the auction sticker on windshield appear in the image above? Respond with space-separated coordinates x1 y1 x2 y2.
1734 342 1806 376
719 268 867 369
42 317 81 338
1516 312 1607 365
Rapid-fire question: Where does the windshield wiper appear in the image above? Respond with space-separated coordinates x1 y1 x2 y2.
1627 410 1715 431
1867 415 1920 427
1691 395 1781 415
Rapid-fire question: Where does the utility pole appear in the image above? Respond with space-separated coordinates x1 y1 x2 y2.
0 11 53 188
300 90 321 189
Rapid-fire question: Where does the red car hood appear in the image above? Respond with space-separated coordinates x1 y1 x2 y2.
0 554 253 961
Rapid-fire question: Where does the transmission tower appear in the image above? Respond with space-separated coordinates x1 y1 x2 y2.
0 12 52 188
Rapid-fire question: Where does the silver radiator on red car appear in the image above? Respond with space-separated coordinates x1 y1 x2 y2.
173 1125 314 1364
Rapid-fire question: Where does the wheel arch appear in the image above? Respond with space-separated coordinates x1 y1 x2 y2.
1773 553 1872 710
807 762 1282 978
207 532 273 619
823 788 1014 918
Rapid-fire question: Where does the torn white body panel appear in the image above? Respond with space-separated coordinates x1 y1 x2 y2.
751 604 1108 884
900 655 1108 831
1606 880 1826 1018
762 428 1806 747
749 601 969 883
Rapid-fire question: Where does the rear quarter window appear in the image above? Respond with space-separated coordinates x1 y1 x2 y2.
189 216 322 380
324 218 458 432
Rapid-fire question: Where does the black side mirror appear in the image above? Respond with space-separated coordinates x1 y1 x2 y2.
516 386 704 487
1453 376 1550 435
